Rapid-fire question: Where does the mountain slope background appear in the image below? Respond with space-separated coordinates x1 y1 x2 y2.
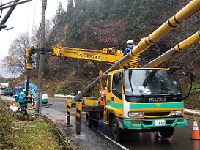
9 0 200 109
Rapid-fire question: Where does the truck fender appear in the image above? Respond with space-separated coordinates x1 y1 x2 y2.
107 110 125 129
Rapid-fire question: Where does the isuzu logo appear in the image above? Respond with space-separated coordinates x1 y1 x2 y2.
149 97 166 102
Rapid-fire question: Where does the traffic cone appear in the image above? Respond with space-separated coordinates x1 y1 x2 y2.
13 101 15 106
191 119 200 140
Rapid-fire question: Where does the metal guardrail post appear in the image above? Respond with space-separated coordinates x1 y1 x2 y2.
67 100 71 125
76 102 82 135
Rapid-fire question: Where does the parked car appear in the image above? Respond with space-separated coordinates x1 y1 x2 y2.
0 83 9 95
42 94 48 104
4 88 13 96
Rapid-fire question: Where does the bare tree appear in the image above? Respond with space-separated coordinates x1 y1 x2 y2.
31 20 53 47
1 18 53 77
1 32 29 76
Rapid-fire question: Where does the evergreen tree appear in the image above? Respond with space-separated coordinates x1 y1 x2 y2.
125 0 177 35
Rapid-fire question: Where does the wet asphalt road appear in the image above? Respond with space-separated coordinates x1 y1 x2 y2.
47 98 200 150
2 95 199 150
47 98 123 150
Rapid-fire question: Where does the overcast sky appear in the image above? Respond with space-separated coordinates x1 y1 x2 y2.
0 0 68 78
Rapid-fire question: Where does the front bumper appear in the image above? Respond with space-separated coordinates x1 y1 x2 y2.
122 117 187 130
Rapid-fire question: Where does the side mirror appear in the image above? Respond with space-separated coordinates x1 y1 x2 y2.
169 66 193 100
182 71 193 100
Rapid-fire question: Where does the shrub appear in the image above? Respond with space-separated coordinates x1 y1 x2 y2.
0 100 14 148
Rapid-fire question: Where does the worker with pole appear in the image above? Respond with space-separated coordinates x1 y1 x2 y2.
16 89 26 114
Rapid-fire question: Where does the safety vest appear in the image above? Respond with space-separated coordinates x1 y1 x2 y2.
101 89 106 97
100 89 106 105
17 91 26 103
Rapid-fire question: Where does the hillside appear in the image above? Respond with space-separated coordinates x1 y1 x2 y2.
9 0 200 109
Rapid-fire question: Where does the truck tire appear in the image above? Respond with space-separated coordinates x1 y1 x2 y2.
86 112 99 128
159 127 174 138
86 114 92 127
111 117 123 142
92 112 99 128
93 120 98 128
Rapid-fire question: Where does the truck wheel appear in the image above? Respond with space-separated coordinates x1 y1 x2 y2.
86 114 92 127
159 127 174 138
92 113 99 128
93 120 98 128
111 117 123 142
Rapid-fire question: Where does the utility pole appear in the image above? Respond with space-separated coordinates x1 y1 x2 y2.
35 0 46 118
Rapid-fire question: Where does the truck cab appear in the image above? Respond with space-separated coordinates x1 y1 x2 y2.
103 68 187 141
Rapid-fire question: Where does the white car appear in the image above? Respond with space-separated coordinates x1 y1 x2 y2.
42 94 48 104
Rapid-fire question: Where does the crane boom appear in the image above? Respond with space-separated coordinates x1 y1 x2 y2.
26 0 200 101
51 46 124 65
74 0 200 101
144 31 200 68
26 45 140 70
103 0 200 71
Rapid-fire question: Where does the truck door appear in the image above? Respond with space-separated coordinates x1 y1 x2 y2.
112 72 122 100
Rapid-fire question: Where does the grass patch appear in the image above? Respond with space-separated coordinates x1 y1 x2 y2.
0 100 14 149
184 89 200 109
0 99 77 150
12 121 60 149
184 114 200 120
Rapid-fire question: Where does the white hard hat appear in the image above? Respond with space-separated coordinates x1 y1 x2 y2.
127 40 134 45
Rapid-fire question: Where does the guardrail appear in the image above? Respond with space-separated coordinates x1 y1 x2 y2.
54 94 75 100
184 109 200 116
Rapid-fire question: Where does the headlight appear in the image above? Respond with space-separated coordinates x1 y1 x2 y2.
128 112 143 117
171 110 183 116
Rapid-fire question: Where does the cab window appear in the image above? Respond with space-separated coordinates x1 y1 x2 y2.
112 73 122 100
107 75 111 93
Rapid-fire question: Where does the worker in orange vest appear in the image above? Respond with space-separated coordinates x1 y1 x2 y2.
100 87 106 105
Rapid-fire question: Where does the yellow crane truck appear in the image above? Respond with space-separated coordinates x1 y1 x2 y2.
26 0 200 142
74 0 200 142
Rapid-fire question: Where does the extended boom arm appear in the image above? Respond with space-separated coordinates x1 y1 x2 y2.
143 31 200 68
105 0 200 71
74 0 200 101
26 45 140 70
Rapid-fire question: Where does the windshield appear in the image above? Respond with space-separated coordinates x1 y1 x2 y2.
124 69 182 96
